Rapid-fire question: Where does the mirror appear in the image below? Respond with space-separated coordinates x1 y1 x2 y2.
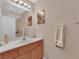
1 0 35 42
0 0 1 41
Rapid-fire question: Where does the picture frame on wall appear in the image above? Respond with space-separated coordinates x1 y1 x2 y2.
37 10 45 24
28 16 32 26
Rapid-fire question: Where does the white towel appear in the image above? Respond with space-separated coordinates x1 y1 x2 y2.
55 24 65 48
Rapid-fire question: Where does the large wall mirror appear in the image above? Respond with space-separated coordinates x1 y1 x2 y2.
1 0 35 42
0 0 1 41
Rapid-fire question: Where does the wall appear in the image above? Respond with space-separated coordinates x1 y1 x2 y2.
34 0 79 59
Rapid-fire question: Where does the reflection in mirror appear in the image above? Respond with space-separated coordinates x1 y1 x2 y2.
1 0 35 43
0 0 1 41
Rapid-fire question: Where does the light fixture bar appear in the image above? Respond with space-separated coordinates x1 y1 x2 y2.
11 0 31 10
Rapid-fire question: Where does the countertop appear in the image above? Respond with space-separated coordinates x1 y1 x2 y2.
0 37 43 53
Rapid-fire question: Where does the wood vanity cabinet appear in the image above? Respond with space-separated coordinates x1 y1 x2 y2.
0 40 43 59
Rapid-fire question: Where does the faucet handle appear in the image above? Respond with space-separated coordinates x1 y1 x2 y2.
23 37 26 40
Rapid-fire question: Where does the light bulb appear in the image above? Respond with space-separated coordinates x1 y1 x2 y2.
24 3 28 6
24 3 28 8
18 1 23 6
14 0 18 4
28 5 31 9
19 1 22 4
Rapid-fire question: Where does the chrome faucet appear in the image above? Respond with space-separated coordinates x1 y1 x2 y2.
23 37 26 40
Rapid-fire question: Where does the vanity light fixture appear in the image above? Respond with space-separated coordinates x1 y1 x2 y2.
11 0 31 10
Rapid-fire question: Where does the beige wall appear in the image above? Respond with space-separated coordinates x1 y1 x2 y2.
34 0 79 59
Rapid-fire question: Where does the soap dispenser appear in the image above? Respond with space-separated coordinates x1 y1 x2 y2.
3 34 8 44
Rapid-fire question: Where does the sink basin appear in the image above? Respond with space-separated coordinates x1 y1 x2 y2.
17 37 33 44
0 38 32 48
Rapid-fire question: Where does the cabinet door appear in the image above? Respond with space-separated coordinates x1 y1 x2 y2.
16 52 30 59
3 49 18 59
0 54 2 59
31 46 43 59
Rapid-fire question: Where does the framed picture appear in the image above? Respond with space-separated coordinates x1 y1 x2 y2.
28 16 32 26
37 10 45 24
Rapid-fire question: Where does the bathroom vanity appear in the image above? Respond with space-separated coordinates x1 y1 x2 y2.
0 38 43 59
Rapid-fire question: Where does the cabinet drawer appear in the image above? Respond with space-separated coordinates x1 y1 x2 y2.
18 42 38 55
16 52 30 59
3 49 18 59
